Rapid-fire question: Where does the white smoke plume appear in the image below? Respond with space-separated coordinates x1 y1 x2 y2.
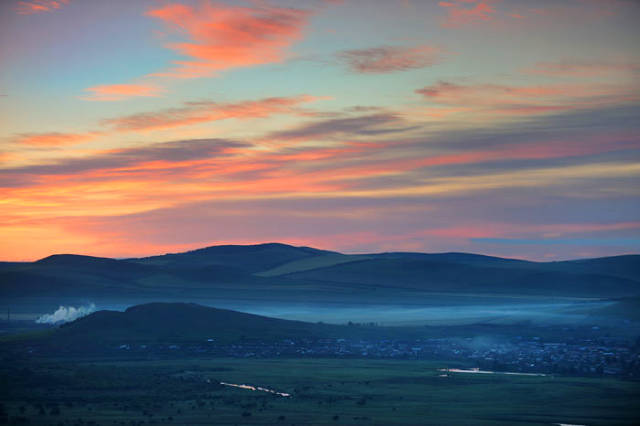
36 303 96 324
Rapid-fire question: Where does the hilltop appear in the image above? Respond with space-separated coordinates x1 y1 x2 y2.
1 243 639 304
20 303 413 350
53 302 335 343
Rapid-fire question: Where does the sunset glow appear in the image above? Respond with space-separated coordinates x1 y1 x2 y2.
1 0 639 261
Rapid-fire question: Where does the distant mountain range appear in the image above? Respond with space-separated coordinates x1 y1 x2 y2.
1 243 639 302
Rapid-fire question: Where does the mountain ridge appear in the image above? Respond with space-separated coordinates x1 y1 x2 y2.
1 243 638 301
27 243 640 266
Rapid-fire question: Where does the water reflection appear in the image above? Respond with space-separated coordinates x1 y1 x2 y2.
220 381 291 397
438 367 547 377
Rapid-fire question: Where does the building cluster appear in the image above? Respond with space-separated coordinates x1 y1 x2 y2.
103 334 640 378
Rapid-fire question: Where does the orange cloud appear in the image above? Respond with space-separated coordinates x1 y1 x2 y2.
13 132 99 146
145 1 312 78
82 84 164 102
80 1 312 99
102 95 320 132
16 0 68 14
2 119 639 261
0 152 17 163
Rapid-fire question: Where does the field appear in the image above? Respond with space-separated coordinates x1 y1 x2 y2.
2 357 639 425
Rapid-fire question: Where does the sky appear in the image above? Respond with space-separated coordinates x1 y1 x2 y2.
1 0 639 261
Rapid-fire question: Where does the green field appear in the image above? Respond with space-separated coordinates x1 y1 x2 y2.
2 357 639 425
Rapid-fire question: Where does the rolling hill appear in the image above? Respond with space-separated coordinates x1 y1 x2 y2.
1 243 639 303
131 242 334 272
53 302 335 343
282 255 640 297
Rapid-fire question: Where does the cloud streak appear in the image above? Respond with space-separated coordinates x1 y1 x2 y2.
267 113 410 141
102 95 319 132
12 132 100 147
16 0 68 15
82 84 164 102
2 138 249 179
338 45 442 73
523 61 640 78
416 80 639 118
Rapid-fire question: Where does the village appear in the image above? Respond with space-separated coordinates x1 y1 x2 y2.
99 334 640 378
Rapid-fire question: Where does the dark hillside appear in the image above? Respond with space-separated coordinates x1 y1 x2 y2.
285 257 640 297
1 244 638 301
54 302 332 343
551 255 640 282
129 242 334 272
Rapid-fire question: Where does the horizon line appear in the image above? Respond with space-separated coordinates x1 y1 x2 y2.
4 241 638 264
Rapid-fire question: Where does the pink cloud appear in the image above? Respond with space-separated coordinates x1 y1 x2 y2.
82 84 164 102
13 131 99 146
3 116 638 261
145 1 312 78
102 95 320 132
16 0 68 15
80 1 313 99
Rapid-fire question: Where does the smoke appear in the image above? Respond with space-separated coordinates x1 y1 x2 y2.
36 303 96 324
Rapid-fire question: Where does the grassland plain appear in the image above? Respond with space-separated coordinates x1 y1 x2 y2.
2 357 639 425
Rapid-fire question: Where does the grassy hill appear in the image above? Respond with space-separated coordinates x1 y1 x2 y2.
129 242 334 272
552 255 640 282
22 302 433 349
1 244 639 303
8 302 548 347
283 256 640 297
256 253 371 277
53 302 335 343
